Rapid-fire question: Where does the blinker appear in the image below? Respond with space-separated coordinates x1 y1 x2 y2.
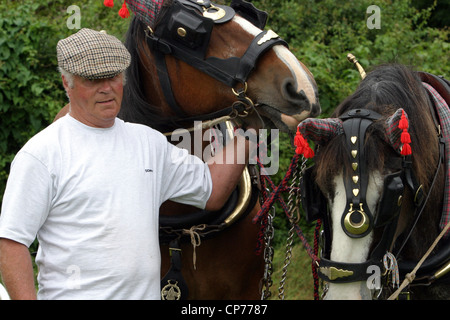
374 171 404 227
300 165 327 223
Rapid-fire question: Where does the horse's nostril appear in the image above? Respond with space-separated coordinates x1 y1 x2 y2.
282 78 321 117
282 79 306 104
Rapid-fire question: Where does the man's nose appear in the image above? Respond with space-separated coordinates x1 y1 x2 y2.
98 79 113 93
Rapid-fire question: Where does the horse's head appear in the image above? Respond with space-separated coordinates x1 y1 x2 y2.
298 64 443 299
121 0 319 133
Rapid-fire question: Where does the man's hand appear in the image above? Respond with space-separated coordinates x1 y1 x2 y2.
205 131 256 211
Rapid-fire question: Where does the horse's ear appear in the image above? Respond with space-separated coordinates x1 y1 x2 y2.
297 118 344 146
384 108 412 156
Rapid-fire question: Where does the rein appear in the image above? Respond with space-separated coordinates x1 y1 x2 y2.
255 153 321 299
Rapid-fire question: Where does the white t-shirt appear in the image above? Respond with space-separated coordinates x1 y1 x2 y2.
0 115 212 300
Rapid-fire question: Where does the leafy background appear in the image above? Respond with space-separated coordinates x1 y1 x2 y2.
0 0 448 299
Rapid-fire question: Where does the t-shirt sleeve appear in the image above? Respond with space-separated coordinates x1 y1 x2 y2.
160 142 212 209
0 151 53 247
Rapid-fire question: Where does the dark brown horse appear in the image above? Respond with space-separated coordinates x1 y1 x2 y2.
298 64 450 299
56 0 320 299
124 0 320 300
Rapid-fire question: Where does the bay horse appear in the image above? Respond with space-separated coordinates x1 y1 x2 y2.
298 64 450 299
56 0 320 299
123 0 320 300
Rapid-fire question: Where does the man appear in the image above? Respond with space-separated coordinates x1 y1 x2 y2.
0 29 253 299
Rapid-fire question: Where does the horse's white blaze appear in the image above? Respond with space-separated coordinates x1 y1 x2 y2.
324 171 384 300
273 46 317 105
233 16 317 105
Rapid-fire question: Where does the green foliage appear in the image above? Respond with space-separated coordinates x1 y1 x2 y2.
253 0 449 116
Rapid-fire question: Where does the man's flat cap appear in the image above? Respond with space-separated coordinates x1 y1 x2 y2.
57 28 131 80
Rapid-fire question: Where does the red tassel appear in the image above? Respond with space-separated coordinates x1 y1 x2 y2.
294 127 304 155
397 109 412 156
304 146 315 158
118 1 130 18
401 143 412 156
294 127 314 158
398 110 409 130
401 131 411 144
104 0 114 8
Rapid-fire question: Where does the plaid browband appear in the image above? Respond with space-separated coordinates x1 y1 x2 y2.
125 0 164 27
423 82 450 238
298 118 343 146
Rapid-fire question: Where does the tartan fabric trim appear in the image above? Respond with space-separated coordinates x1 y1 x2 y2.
57 28 131 79
384 108 407 154
126 0 164 27
298 118 343 145
423 82 450 238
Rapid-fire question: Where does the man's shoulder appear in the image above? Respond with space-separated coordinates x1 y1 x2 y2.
120 120 167 142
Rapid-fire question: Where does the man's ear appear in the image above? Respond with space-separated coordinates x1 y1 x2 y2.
61 74 72 101
61 74 69 90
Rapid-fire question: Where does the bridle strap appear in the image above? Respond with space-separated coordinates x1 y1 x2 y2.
339 109 382 238
154 49 189 117
144 0 288 121
395 137 445 257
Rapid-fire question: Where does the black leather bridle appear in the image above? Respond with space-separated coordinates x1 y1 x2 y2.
144 0 288 121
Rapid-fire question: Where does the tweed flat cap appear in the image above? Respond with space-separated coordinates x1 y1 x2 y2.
57 28 131 80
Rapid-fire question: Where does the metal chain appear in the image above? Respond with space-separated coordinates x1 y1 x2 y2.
260 205 276 300
278 157 306 300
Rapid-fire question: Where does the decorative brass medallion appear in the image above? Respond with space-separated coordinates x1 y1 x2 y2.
161 280 182 300
202 5 226 21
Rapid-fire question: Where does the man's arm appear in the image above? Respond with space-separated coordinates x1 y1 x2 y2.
205 132 255 211
0 238 36 300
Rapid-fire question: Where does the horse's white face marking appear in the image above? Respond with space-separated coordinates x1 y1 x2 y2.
324 171 384 300
232 16 318 106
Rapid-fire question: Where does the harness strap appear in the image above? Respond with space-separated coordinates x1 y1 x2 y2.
160 239 189 300
154 49 188 118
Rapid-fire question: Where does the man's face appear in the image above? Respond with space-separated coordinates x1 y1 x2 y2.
63 73 124 128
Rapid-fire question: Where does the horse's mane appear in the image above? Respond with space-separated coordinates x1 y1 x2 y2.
316 64 440 197
119 2 176 133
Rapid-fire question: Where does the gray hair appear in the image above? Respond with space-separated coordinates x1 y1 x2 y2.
59 66 75 89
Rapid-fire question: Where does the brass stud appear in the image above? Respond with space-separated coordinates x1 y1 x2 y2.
351 150 358 158
177 27 187 37
351 136 357 144
353 189 360 197
352 176 359 184
352 162 358 171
